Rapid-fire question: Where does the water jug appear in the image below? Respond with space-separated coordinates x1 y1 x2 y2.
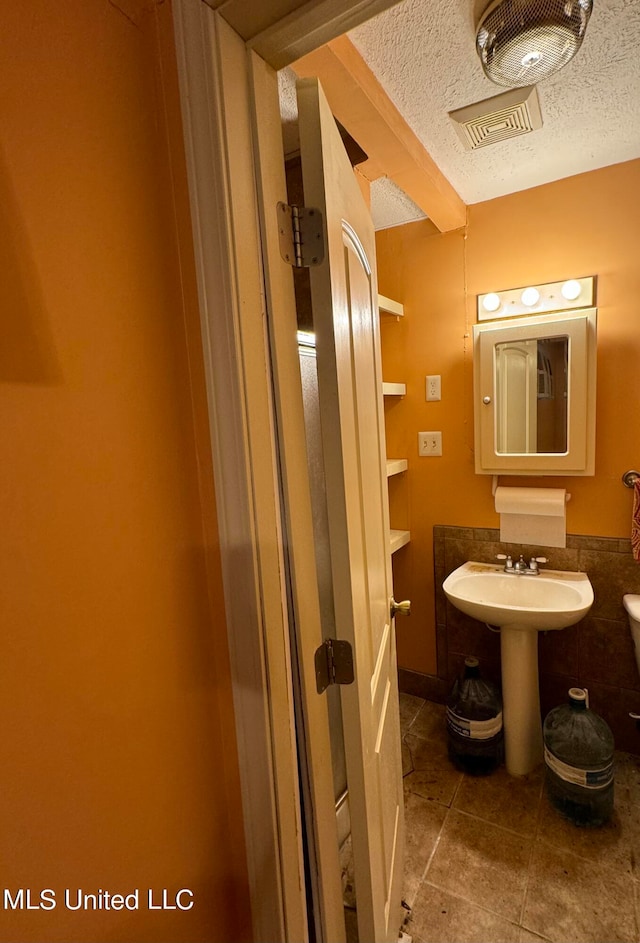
446 656 503 774
543 687 614 826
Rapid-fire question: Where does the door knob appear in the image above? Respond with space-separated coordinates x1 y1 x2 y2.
390 598 411 618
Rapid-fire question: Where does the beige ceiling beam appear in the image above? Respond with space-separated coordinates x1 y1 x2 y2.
292 35 466 232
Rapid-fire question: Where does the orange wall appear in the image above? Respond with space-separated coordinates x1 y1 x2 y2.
377 159 640 675
0 3 250 941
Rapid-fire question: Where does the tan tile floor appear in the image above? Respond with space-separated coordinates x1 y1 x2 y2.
399 693 640 943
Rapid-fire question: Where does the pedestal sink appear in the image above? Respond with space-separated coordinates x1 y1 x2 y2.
443 562 593 776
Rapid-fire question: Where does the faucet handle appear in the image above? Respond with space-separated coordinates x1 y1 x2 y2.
528 556 548 572
496 554 513 569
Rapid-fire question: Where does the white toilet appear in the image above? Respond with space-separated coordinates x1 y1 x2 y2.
624 594 640 679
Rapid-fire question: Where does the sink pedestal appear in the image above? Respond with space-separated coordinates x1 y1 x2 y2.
500 625 543 776
442 562 594 778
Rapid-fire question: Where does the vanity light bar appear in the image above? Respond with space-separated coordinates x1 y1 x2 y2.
477 276 596 322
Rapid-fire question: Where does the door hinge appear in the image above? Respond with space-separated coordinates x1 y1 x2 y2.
277 201 324 268
315 638 354 694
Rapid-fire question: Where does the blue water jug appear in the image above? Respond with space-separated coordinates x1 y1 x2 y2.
543 687 614 826
446 656 503 774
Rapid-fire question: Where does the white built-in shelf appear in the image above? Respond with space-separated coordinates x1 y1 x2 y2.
378 294 404 318
390 529 410 554
386 459 408 478
381 296 405 395
382 295 408 557
382 382 406 396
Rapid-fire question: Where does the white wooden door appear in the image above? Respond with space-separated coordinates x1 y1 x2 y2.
298 77 405 943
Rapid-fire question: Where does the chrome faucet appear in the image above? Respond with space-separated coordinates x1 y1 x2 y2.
496 553 548 575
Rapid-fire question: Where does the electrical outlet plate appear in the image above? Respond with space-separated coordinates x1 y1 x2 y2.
418 431 442 456
426 375 441 401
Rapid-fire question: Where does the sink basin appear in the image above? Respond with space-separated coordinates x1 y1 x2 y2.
443 562 593 631
443 561 594 776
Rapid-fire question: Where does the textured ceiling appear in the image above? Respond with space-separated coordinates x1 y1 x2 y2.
348 0 640 206
369 177 426 230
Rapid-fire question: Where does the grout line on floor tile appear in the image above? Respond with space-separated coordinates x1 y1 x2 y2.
517 770 547 929
400 696 427 738
421 803 533 929
416 803 452 900
533 770 546 834
518 814 541 928
449 769 464 806
417 877 523 935
448 804 541 843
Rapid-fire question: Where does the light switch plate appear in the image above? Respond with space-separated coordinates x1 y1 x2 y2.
418 431 442 456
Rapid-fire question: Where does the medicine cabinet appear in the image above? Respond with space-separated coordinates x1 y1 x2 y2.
473 308 597 475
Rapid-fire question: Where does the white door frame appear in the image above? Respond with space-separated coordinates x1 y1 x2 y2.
171 2 402 939
172 7 304 940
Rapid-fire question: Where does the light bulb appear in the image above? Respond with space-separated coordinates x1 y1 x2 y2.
521 51 542 67
561 279 582 301
521 287 540 307
482 293 501 313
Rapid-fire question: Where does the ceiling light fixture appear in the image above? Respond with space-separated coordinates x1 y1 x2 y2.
476 0 593 89
477 276 596 321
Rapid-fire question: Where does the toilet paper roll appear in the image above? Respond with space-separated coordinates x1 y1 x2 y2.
494 487 566 517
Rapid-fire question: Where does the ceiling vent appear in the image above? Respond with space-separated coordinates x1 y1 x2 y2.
476 0 593 88
449 85 542 150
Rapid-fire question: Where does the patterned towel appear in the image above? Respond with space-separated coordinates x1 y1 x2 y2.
633 479 640 563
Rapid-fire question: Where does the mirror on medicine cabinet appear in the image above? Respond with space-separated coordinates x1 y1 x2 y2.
473 308 597 475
